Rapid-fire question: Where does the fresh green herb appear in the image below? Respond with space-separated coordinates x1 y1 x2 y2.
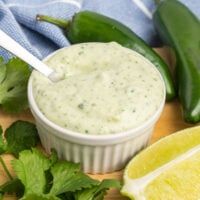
10 148 120 200
0 121 39 157
74 179 121 200
49 148 59 166
49 162 99 195
0 121 120 199
12 149 98 199
0 121 40 195
0 57 31 113
13 148 52 197
0 126 6 154
0 178 24 198
58 192 74 200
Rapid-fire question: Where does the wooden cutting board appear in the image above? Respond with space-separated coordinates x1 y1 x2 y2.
0 48 192 199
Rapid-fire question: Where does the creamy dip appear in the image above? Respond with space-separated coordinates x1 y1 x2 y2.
32 42 165 135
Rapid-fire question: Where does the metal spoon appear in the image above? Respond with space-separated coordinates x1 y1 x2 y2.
0 30 64 82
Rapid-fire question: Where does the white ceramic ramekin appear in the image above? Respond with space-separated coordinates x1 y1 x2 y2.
28 46 166 174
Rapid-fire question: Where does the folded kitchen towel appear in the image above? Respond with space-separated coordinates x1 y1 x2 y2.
0 0 199 60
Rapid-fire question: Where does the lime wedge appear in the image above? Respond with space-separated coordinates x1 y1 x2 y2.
121 126 200 200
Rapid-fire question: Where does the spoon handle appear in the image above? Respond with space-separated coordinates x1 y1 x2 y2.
0 30 54 77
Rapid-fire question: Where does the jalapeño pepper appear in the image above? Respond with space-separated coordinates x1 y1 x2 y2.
37 11 175 101
153 0 200 123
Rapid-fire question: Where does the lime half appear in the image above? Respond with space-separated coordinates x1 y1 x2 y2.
121 126 200 200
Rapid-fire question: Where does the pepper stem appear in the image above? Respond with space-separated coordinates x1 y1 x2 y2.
36 15 70 29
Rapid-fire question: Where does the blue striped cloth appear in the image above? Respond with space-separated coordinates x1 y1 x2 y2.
0 0 199 60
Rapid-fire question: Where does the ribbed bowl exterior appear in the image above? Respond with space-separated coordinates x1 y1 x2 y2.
34 117 153 174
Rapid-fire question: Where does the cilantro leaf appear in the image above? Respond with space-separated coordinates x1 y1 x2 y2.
0 57 31 113
0 178 24 197
93 179 121 200
44 149 58 194
74 179 121 200
49 149 59 166
0 126 6 154
12 148 51 195
50 162 99 195
94 179 121 193
5 120 39 157
58 192 75 200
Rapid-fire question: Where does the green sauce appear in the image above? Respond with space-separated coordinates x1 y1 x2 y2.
32 42 164 135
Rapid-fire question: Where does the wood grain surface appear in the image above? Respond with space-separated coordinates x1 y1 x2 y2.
0 48 193 199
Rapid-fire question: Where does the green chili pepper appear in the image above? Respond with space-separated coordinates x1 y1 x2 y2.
153 0 200 123
36 11 176 101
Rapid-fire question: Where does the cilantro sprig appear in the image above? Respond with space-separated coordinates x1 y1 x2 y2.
0 121 39 157
0 121 121 199
5 149 120 200
0 57 31 113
